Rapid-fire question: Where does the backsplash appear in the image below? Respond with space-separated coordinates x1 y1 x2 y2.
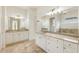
59 28 79 38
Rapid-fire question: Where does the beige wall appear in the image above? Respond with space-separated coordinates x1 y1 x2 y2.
78 8 79 30
37 6 56 18
27 8 37 40
37 6 73 18
0 6 2 49
0 7 1 33
0 7 5 49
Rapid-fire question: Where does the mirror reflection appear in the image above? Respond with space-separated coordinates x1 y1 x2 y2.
41 7 79 38
9 17 20 31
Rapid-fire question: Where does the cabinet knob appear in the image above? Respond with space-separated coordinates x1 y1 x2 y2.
57 46 58 48
39 37 41 38
57 40 58 42
48 42 50 44
47 49 49 51
69 44 71 46
63 47 66 49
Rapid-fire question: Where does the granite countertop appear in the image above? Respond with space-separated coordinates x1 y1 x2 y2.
44 32 79 44
36 32 79 44
43 31 79 38
6 29 29 32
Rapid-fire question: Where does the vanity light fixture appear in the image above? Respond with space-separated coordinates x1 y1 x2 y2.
57 7 63 13
37 20 40 22
46 8 55 16
46 7 63 16
11 15 24 19
46 11 54 16
15 15 24 19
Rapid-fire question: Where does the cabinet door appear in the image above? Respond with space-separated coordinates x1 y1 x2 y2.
13 32 18 43
46 37 58 53
36 34 43 47
5 33 13 44
36 34 46 51
57 39 63 53
63 40 77 53
24 32 29 40
40 35 46 51
77 44 79 53
20 32 25 41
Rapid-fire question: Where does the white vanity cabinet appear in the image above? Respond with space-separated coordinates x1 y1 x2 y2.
17 32 29 41
5 33 13 44
36 33 78 53
46 36 63 53
36 34 46 51
63 40 78 53
5 31 29 45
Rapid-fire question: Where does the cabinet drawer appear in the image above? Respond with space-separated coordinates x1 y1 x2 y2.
46 37 58 53
57 39 63 53
63 40 77 53
47 37 58 45
46 45 57 53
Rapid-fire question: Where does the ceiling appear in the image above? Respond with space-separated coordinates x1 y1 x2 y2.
17 6 41 9
17 6 56 10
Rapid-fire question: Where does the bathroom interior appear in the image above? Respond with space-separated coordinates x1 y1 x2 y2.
0 6 79 53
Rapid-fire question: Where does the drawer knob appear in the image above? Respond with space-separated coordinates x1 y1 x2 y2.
47 49 49 51
39 37 41 38
69 44 71 46
48 42 50 44
57 46 58 48
63 47 66 49
57 40 58 42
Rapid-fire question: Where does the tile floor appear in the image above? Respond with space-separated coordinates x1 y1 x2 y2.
0 40 45 53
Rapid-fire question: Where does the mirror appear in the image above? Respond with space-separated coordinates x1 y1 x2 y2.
60 7 79 37
41 16 50 32
8 17 20 31
41 7 79 38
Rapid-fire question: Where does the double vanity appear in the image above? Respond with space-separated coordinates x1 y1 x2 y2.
35 7 79 53
36 32 79 53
